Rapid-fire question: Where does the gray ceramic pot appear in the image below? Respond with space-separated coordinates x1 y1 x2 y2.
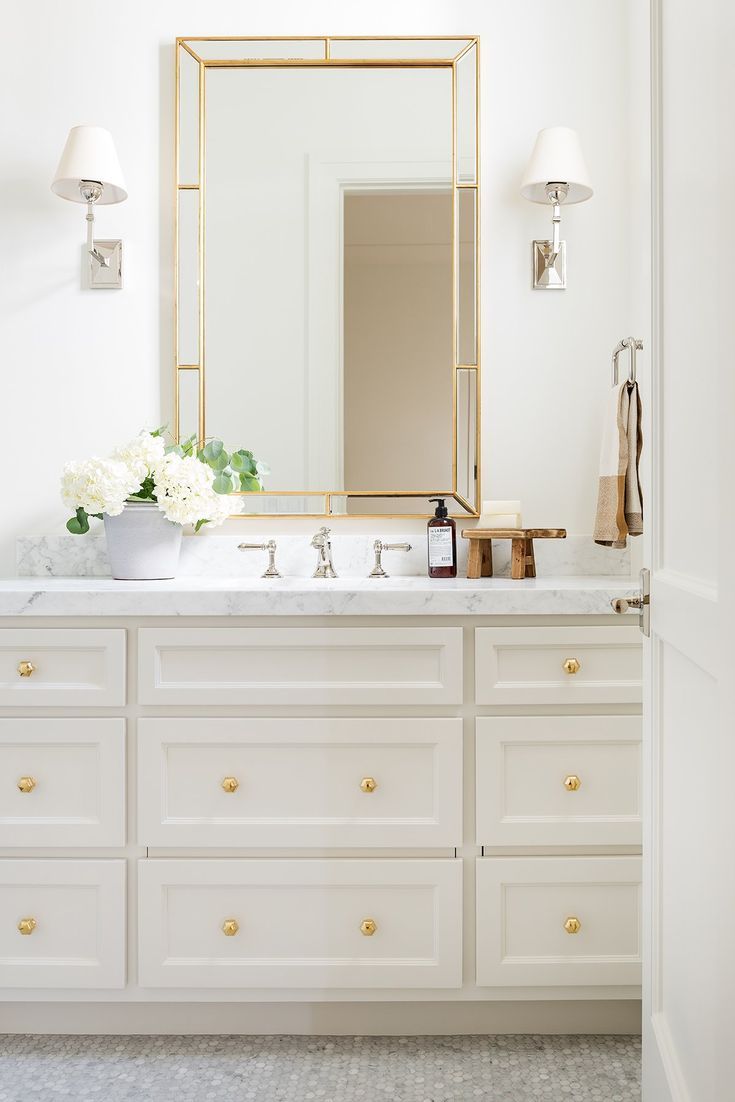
103 501 182 580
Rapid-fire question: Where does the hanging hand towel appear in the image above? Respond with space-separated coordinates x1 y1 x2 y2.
593 381 643 548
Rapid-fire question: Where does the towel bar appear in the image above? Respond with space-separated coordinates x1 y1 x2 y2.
612 337 643 386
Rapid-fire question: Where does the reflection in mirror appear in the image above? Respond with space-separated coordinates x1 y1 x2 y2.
177 189 199 365
330 496 462 517
177 369 200 442
456 43 478 183
186 39 326 61
457 188 477 366
343 190 453 493
232 494 328 516
328 39 472 60
205 67 452 493
178 48 199 184
456 368 478 507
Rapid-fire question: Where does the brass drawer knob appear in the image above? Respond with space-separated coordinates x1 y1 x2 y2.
563 774 581 791
17 661 36 678
563 658 581 675
17 776 37 794
18 917 37 936
360 777 378 793
221 777 240 793
564 916 581 934
222 919 239 936
360 918 377 937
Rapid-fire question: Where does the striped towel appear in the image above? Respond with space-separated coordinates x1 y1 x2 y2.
593 381 643 548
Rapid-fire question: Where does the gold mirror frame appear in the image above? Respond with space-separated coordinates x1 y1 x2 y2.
175 36 480 517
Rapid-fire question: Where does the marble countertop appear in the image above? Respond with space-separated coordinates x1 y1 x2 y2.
0 575 638 617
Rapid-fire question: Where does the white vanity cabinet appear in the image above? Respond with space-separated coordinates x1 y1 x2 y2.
0 591 642 1032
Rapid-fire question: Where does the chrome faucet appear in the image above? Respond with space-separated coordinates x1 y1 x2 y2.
311 526 337 579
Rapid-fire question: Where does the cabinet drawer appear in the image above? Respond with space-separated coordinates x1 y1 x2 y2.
0 719 125 847
475 627 641 705
0 859 126 989
139 858 462 989
476 856 641 987
138 627 462 706
0 629 125 707
476 716 642 847
138 718 462 848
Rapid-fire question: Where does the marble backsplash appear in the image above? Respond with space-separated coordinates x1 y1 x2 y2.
16 533 631 579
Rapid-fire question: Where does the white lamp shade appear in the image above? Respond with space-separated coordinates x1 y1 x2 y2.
520 126 592 204
51 126 127 204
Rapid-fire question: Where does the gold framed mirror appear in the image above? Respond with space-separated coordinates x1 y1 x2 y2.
175 36 480 517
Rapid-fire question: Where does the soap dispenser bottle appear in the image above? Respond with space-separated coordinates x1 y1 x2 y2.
427 498 457 578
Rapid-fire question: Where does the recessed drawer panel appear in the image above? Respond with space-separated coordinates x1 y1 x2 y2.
0 719 125 847
0 859 126 989
138 858 462 989
0 629 125 707
476 856 641 987
475 627 642 705
138 718 462 848
476 716 642 847
138 627 462 706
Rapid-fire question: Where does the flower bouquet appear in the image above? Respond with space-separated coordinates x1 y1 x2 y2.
60 429 266 579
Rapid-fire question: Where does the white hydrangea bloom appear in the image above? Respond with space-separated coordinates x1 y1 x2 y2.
60 457 142 518
112 431 166 483
153 453 231 529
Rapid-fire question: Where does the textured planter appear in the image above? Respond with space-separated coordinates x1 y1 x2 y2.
103 501 182 580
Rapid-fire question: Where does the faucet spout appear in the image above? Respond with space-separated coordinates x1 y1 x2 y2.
311 526 338 579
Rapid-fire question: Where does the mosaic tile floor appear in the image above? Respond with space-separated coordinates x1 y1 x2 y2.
0 1034 641 1102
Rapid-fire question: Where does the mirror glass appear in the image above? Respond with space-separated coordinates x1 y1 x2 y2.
176 38 479 515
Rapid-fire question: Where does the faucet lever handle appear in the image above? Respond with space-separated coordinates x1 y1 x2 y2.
369 540 412 578
238 539 281 578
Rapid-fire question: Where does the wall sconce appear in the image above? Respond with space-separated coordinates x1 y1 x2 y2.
51 126 127 289
520 126 592 290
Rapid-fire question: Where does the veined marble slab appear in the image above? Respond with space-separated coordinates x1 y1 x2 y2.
16 533 630 579
0 575 639 617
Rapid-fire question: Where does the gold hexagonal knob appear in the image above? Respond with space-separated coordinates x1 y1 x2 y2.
563 658 581 675
222 919 240 936
221 777 240 794
17 661 36 678
18 917 37 936
360 777 378 794
564 916 582 934
563 774 581 792
360 918 377 937
17 776 37 794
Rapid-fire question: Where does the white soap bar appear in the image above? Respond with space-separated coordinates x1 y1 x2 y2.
481 500 521 516
478 512 523 529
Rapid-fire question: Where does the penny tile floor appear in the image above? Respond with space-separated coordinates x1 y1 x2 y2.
0 1034 641 1101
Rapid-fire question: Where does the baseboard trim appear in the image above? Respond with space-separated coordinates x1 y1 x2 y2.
2 1000 642 1036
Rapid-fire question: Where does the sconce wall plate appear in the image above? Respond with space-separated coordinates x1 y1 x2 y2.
532 239 566 290
86 239 123 289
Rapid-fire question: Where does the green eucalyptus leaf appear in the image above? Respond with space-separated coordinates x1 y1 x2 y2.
202 439 224 462
205 451 228 471
230 450 256 474
239 472 261 492
67 507 90 535
213 472 234 494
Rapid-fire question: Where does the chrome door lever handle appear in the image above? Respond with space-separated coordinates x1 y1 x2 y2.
611 595 645 613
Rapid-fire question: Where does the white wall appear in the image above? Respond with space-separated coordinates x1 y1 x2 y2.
0 0 645 573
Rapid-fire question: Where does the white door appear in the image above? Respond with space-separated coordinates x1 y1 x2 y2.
643 1 735 1098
